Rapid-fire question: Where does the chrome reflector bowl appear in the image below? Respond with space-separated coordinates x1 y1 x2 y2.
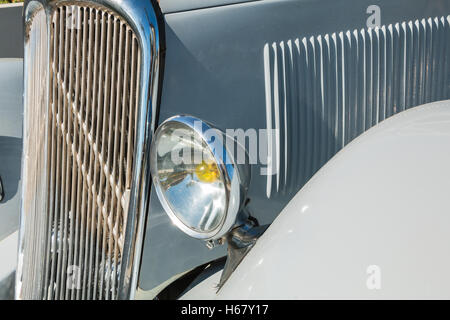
17 0 161 300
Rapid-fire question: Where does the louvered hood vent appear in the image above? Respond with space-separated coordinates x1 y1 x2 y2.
264 16 450 198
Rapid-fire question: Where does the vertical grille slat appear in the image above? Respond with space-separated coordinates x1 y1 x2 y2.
92 10 106 300
43 8 57 300
264 15 450 198
19 3 143 300
59 6 71 299
77 7 89 301
54 8 66 299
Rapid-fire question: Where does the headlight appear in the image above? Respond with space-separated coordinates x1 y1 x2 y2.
150 115 249 240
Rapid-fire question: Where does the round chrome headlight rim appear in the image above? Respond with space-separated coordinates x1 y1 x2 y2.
150 115 245 240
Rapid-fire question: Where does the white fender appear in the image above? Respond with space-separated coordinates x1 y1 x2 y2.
184 100 450 299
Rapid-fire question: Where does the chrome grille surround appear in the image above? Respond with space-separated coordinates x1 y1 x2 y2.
17 0 161 300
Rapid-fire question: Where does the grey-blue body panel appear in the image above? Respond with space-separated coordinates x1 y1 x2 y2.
0 59 23 242
138 0 450 292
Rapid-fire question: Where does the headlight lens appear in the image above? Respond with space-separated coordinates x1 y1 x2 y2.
151 115 249 240
152 121 227 234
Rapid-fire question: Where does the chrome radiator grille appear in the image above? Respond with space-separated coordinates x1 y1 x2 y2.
17 1 154 300
264 16 450 197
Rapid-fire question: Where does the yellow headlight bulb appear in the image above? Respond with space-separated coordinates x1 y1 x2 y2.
195 160 220 183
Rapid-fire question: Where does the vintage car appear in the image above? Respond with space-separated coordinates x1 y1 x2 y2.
0 0 449 300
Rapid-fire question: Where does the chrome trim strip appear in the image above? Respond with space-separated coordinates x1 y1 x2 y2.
17 1 51 299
